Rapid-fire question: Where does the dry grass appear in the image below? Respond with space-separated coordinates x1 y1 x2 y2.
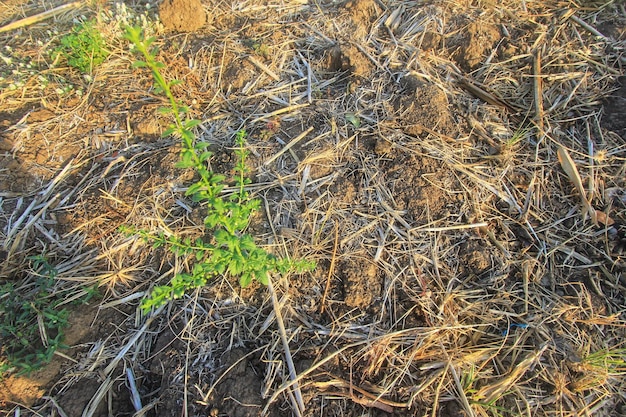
1 0 625 416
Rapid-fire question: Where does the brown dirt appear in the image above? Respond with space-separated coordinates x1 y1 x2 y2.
159 0 206 33
1 1 626 416
326 43 375 87
383 151 461 223
0 303 133 413
344 0 379 39
602 75 626 140
340 256 380 310
453 20 501 71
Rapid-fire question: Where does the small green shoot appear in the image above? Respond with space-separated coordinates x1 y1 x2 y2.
243 39 270 59
1 256 66 376
582 348 626 375
123 27 314 313
54 19 109 73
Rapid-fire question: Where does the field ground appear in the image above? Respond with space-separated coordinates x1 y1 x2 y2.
1 0 626 416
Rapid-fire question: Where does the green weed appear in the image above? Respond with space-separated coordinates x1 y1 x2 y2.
0 256 78 375
55 19 109 73
243 38 270 59
123 27 315 313
582 348 626 375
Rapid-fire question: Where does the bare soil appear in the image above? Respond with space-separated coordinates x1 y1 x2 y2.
1 0 626 416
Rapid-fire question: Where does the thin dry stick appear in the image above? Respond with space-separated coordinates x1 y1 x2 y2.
448 360 477 417
409 222 488 233
82 376 113 417
533 48 545 135
264 326 478 414
455 76 522 115
320 221 339 314
557 145 597 225
200 345 269 404
475 343 548 403
314 379 397 413
251 103 310 124
264 126 314 166
430 361 449 417
0 1 83 33
41 396 70 417
267 275 305 416
103 307 163 375
7 193 62 258
569 14 607 39
248 55 280 81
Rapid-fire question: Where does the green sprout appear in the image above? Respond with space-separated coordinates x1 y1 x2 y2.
123 26 314 313
54 19 109 73
0 256 67 376
582 348 626 376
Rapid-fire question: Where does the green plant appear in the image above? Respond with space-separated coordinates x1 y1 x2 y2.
123 27 314 312
582 348 626 375
0 255 97 376
55 19 109 73
0 256 68 375
243 38 270 59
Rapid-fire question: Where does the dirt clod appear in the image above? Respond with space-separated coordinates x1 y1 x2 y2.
326 44 373 79
159 0 206 32
344 0 378 39
602 75 626 139
209 349 265 417
454 21 501 70
340 257 379 309
394 80 456 138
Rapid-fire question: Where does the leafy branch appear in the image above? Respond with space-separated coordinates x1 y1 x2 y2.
123 27 314 312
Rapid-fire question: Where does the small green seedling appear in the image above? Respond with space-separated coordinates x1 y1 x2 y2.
582 348 626 376
1 256 65 375
55 19 109 73
123 27 314 312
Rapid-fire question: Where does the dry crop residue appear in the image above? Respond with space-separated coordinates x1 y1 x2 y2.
1 0 626 417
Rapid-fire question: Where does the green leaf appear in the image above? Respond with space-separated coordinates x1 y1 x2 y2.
214 229 231 246
255 269 269 285
172 285 185 299
205 213 220 228
229 258 243 275
124 26 142 40
175 160 193 169
184 119 202 129
192 274 207 287
211 197 225 212
345 112 360 128
215 261 227 274
162 126 177 137
240 235 257 252
240 273 253 287
132 60 147 68
199 151 212 163
195 142 211 150
180 150 194 166
236 129 247 143
212 174 226 184
185 183 203 197
192 264 204 276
